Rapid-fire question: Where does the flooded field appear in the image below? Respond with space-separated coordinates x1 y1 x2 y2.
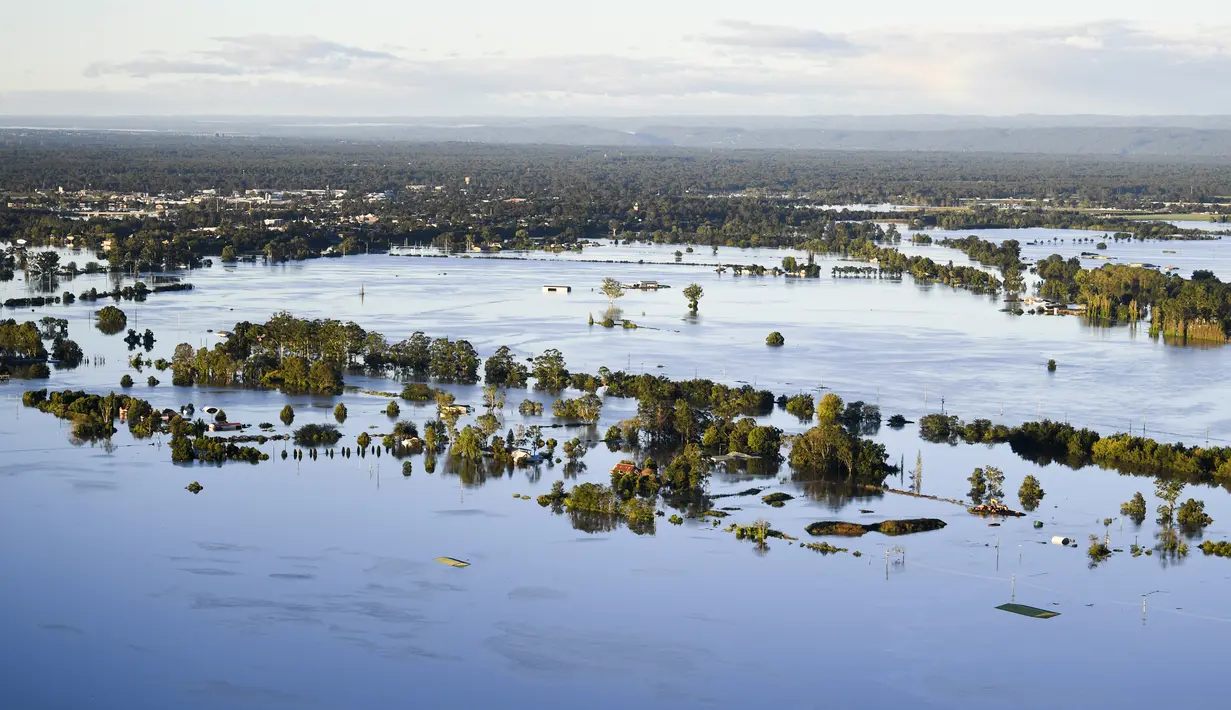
3 239 1231 709
919 226 1231 281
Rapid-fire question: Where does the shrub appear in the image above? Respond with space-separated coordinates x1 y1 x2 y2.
1177 498 1213 530
293 423 342 447
919 413 959 443
400 383 435 401
334 403 347 423
887 414 907 428
805 521 868 537
784 394 814 420
1088 536 1112 565
1018 475 1045 511
357 432 371 449
1047 359 1057 372
1198 540 1231 558
762 492 794 508
96 305 127 335
146 375 159 387
766 331 785 347
280 405 294 426
120 374 133 388
386 400 401 418
551 393 603 423
402 460 413 477
1120 492 1147 524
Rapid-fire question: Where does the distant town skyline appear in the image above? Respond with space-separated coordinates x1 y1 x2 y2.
3 0 1230 115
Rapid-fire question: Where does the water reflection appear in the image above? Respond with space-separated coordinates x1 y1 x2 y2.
791 471 887 511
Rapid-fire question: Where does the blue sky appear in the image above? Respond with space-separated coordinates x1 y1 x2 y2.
2 0 1229 115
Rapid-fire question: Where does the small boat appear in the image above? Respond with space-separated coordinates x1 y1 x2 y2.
201 406 219 415
435 557 470 568
215 331 232 339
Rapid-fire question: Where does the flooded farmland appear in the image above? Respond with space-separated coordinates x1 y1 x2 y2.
3 240 1231 710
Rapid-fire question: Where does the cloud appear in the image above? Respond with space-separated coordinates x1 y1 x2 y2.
206 35 397 71
703 20 863 55
86 35 396 78
84 60 244 79
39 23 1231 115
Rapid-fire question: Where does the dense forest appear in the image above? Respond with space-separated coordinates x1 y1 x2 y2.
6 131 1231 205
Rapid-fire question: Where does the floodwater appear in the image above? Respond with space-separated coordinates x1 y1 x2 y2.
3 240 1231 709
915 225 1230 281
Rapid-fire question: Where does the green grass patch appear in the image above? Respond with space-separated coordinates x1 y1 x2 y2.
806 518 947 537
761 492 795 507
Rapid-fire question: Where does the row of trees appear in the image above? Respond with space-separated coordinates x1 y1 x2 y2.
1031 253 1231 341
920 413 1231 488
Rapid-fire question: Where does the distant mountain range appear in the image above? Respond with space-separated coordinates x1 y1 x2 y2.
7 115 1231 156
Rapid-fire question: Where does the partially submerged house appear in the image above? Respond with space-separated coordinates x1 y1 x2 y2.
611 461 639 476
511 449 544 465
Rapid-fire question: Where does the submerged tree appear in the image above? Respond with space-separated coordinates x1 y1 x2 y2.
96 306 127 335
601 277 625 308
968 467 987 504
280 405 295 426
1177 498 1213 532
531 349 569 391
984 465 1006 501
452 425 486 461
1120 492 1147 525
683 283 704 312
816 393 844 425
1018 475 1045 511
1155 478 1189 558
482 384 507 412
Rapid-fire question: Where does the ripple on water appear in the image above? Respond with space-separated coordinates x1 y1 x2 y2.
433 508 505 517
179 568 239 577
37 623 85 635
196 542 258 553
507 586 569 601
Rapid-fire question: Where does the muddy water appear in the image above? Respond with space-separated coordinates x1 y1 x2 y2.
2 241 1230 709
